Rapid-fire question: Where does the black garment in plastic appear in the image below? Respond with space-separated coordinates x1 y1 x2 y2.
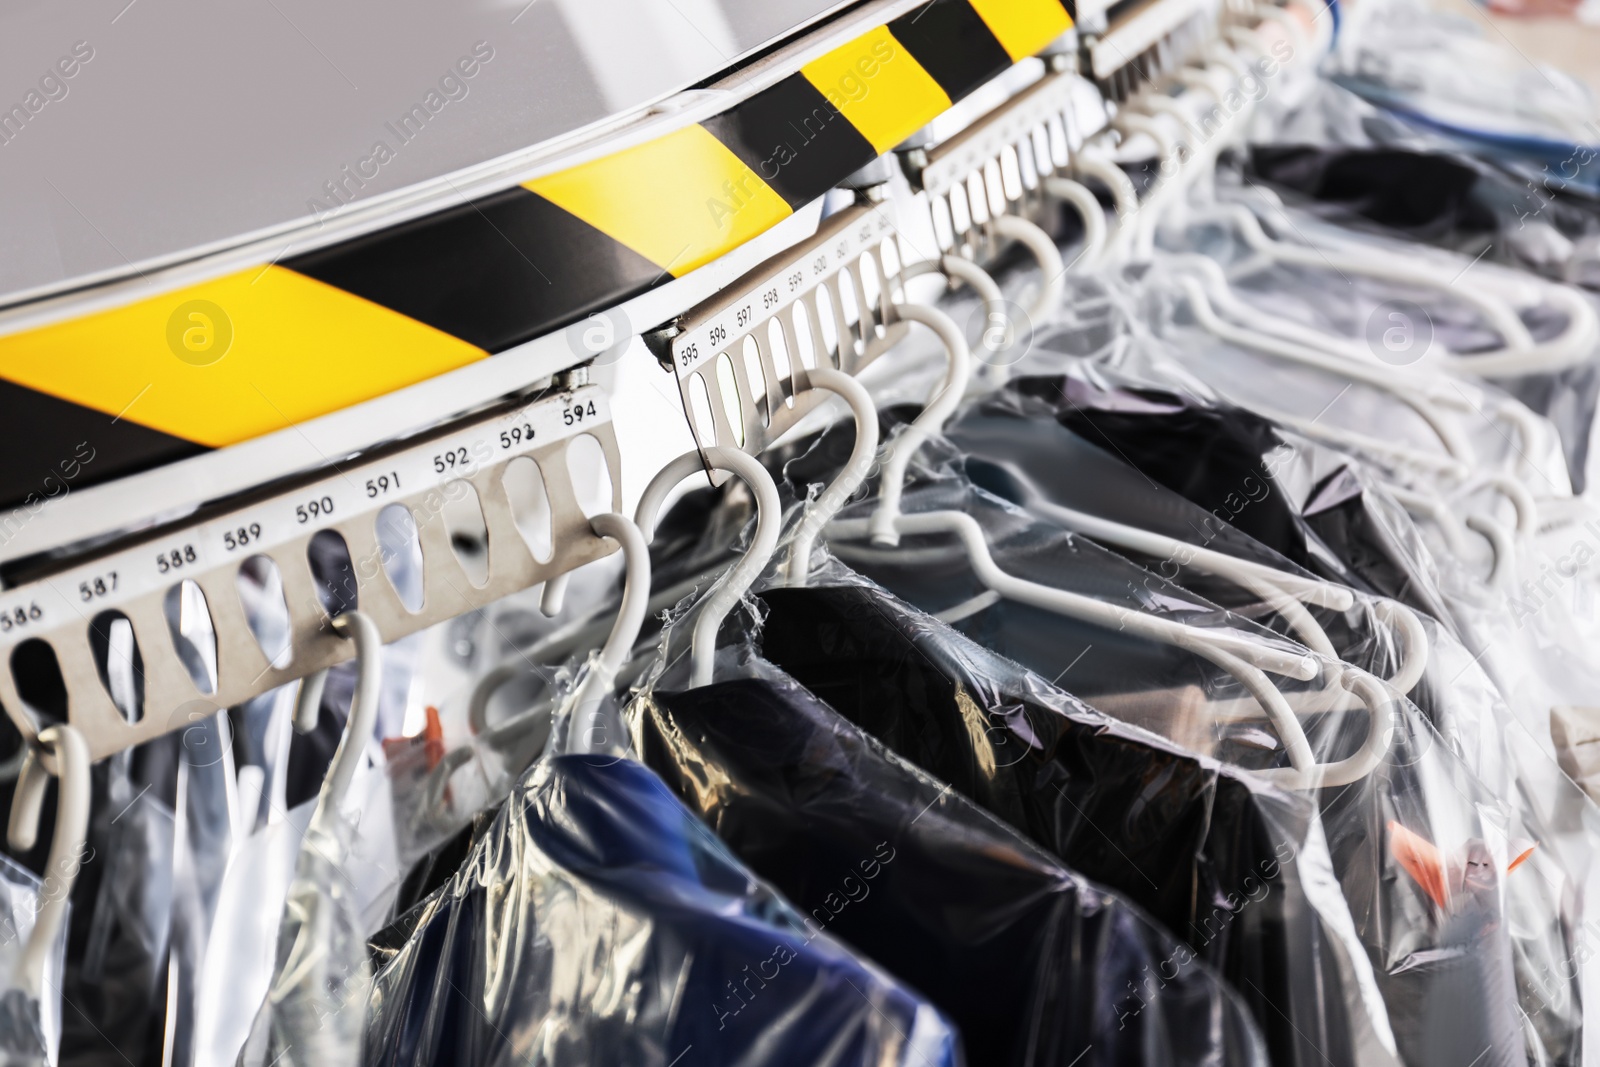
383 806 494 928
1238 145 1600 488
941 389 1460 688
755 583 1384 1067
757 574 1536 1067
1009 374 1312 567
945 389 1346 575
785 400 1556 1066
1248 145 1498 237
1006 370 1457 625
631 672 1270 1067
363 753 962 1067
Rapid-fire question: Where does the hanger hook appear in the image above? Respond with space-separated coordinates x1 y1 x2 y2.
634 447 782 688
567 513 652 719
293 611 383 838
6 723 91 999
787 368 881 588
867 301 973 547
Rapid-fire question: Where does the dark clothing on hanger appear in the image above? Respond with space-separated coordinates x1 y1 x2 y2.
632 672 1269 1067
756 582 1372 1067
363 754 961 1067
1005 372 1458 624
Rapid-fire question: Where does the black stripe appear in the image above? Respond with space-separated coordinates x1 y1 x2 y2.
0 378 206 516
1058 0 1077 26
285 188 665 353
889 0 1013 104
701 74 879 210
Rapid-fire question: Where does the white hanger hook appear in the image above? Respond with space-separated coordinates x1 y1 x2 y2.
568 513 652 716
634 447 783 688
900 256 1007 360
1042 175 1108 271
867 301 973 547
986 214 1067 332
6 723 90 1000
786 368 880 588
293 610 383 839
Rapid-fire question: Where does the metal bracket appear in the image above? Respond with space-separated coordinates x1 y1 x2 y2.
908 69 1082 257
1087 0 1214 101
0 385 622 761
665 203 909 473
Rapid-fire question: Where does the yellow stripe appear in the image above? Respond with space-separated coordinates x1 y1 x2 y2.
801 26 951 155
0 267 485 447
966 0 1074 60
525 124 791 279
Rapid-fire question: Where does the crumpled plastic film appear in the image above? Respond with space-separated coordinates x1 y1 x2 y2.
0 850 67 1067
239 809 373 1067
629 651 1272 1066
749 560 1400 1067
362 753 963 1067
939 365 1590 1066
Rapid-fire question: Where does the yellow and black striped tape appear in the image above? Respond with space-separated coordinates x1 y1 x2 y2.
0 0 1071 511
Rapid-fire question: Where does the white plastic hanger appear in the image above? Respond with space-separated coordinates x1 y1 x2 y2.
433 509 656 802
235 610 385 1064
1060 41 1533 582
823 286 1393 789
1131 9 1600 379
633 447 783 689
562 514 651 742
995 472 1430 697
290 611 383 838
6 723 91 1001
786 367 882 588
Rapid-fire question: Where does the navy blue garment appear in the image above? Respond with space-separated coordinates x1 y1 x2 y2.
363 754 961 1067
631 672 1270 1067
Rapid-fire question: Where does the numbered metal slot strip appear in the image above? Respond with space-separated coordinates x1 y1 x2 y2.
1086 0 1215 103
663 203 911 475
0 386 621 762
907 68 1089 260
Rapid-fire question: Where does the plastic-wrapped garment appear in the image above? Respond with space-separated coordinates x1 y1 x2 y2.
1121 187 1600 491
1247 144 1501 240
752 579 1400 1067
195 688 303 1067
165 716 238 1067
1026 349 1600 775
1153 261 1593 499
941 389 1597 1030
1261 79 1600 294
239 811 373 1067
47 740 177 1067
1322 0 1600 189
196 798 311 1067
1244 139 1600 284
806 511 1563 1064
0 852 68 1066
942 390 1451 661
1000 364 1461 627
236 739 402 1067
630 666 1270 1067
362 753 963 1067
905 376 1580 1063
